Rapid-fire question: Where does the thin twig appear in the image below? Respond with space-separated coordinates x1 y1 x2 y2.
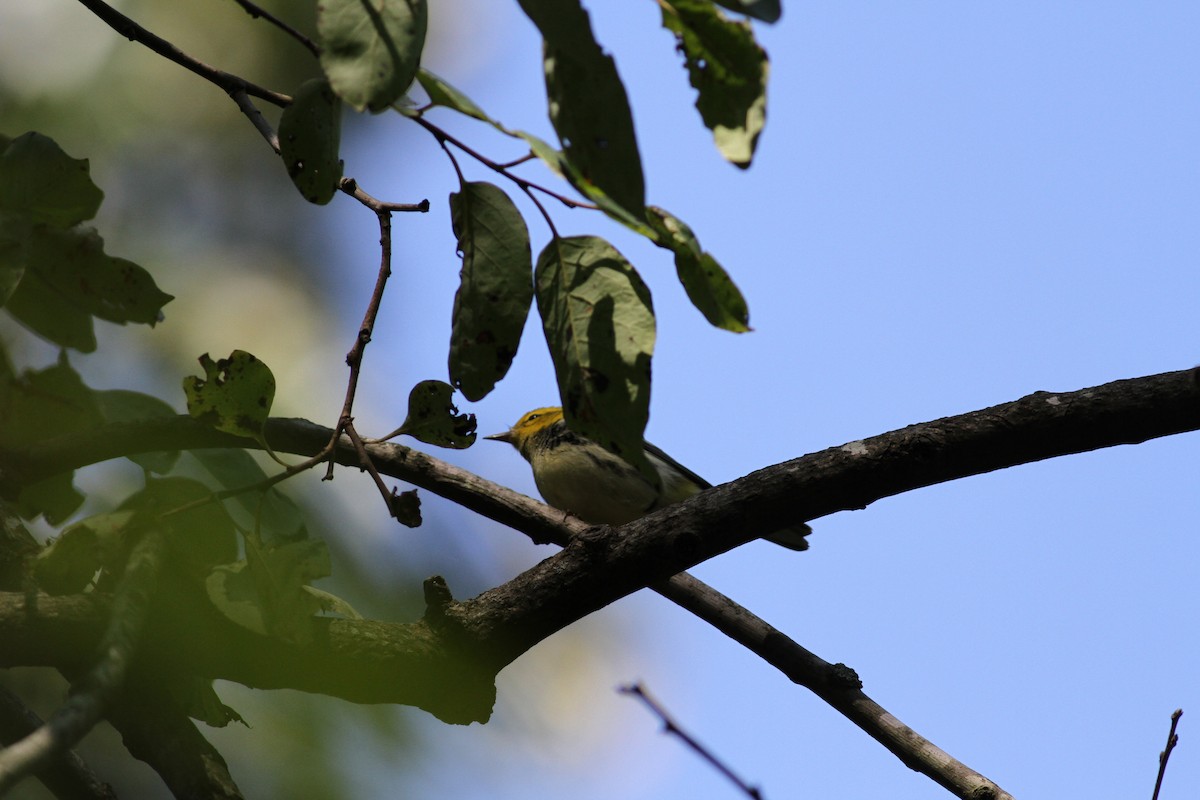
1151 709 1183 800
75 0 291 107
230 0 319 57
496 153 537 169
323 183 414 488
230 88 281 153
621 682 764 800
0 532 165 794
413 115 598 210
343 421 420 525
339 178 430 213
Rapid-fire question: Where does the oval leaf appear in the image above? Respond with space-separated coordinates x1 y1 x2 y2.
416 69 491 122
534 235 656 480
279 78 344 204
518 0 646 216
448 181 533 401
648 206 750 332
318 0 428 113
395 379 477 449
183 350 275 446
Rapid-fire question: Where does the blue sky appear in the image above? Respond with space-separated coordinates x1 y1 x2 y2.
303 3 1200 799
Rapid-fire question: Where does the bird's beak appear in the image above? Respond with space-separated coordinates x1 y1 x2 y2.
484 430 514 444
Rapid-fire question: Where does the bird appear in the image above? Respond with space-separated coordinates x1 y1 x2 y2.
486 407 810 550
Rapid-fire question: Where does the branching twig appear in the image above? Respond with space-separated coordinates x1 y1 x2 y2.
413 115 598 211
1151 708 1183 800
0 532 165 794
323 182 427 513
230 0 319 57
339 178 430 214
326 194 394 480
620 682 764 800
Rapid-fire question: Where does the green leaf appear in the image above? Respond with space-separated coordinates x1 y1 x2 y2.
0 353 101 521
302 585 363 619
535 236 656 480
168 678 246 728
448 182 533 402
416 69 491 121
207 538 332 644
409 71 663 245
279 78 344 205
392 379 476 448
15 475 84 525
95 389 181 474
318 0 428 113
0 132 103 228
205 562 267 636
191 448 307 543
712 0 781 24
0 352 103 451
647 206 750 332
518 0 646 217
662 0 769 168
120 477 238 574
31 226 172 326
4 265 96 351
4 224 172 349
0 212 29 307
34 510 136 594
247 537 331 644
183 351 275 448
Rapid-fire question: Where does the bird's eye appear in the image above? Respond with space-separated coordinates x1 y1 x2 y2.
527 413 540 422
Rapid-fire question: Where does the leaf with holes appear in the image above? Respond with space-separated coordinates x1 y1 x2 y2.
183 351 275 450
448 181 533 401
394 380 476 448
662 0 768 168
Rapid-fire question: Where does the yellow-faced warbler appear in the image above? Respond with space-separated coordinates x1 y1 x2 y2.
486 407 810 551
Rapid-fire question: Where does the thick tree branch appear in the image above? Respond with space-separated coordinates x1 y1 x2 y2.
3 368 1194 798
6 368 1199 673
8 368 1199 664
103 682 244 800
0 685 117 800
447 368 1200 663
0 533 165 794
